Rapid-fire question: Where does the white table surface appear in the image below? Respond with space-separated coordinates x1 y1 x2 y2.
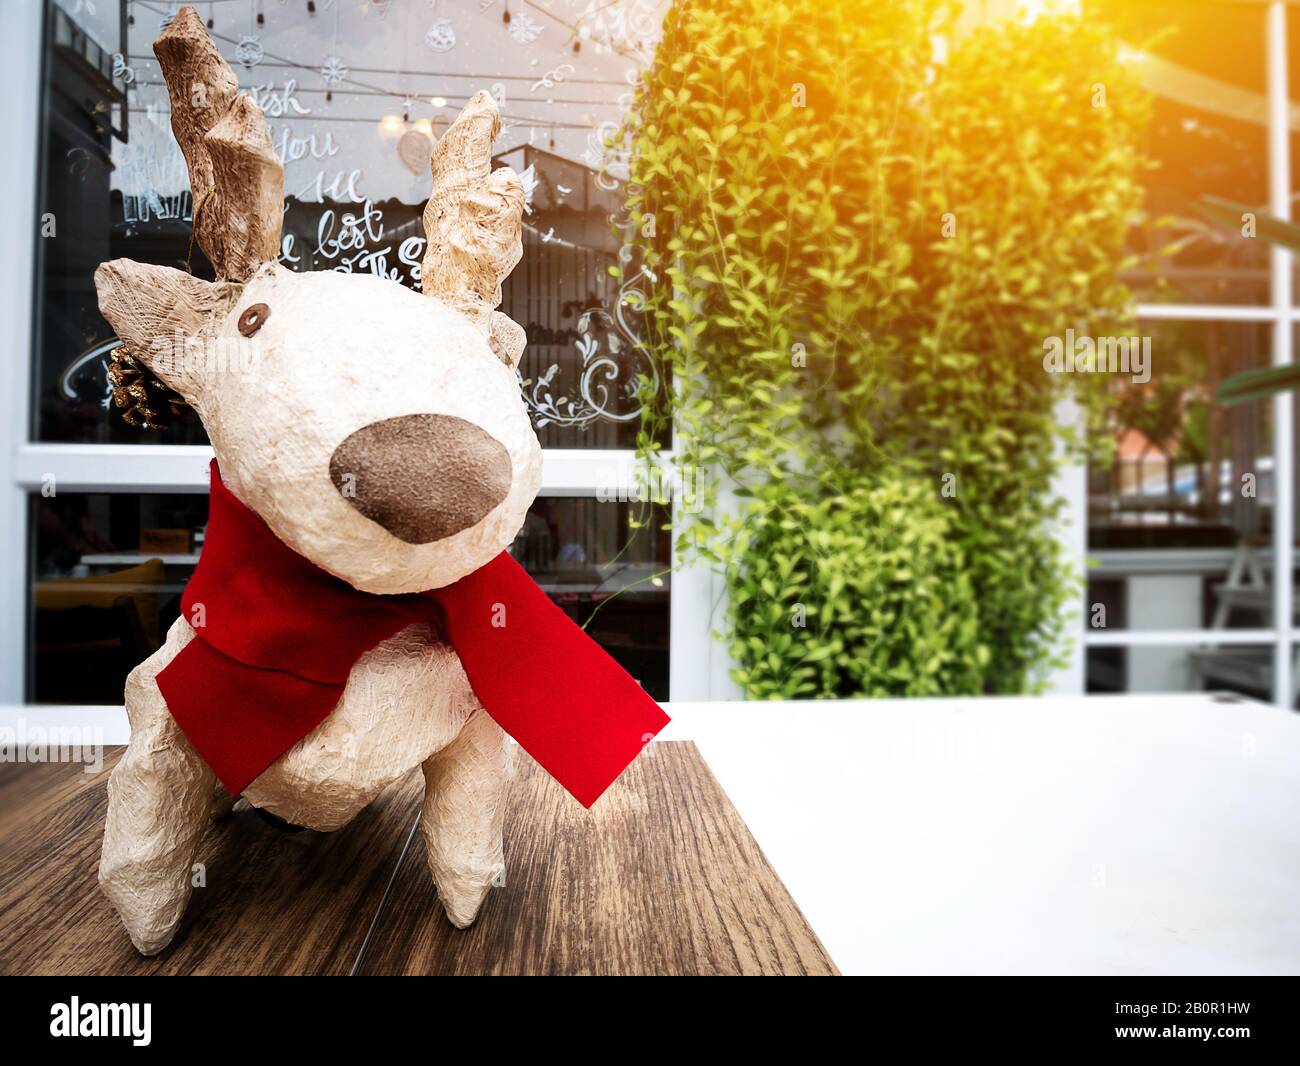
664 694 1300 976
6 694 1300 976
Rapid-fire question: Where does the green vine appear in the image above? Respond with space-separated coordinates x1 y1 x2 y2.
621 0 1150 697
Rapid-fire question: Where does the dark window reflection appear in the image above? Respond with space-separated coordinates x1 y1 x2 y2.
30 491 206 703
29 493 668 704
1088 320 1273 552
513 497 671 700
1086 644 1273 703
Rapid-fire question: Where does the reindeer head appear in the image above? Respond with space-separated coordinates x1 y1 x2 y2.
94 7 541 594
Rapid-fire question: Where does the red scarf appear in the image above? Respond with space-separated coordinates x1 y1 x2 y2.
155 462 669 808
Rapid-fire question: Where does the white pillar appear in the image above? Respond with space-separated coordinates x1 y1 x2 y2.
1045 396 1087 694
0 1 44 701
669 477 742 701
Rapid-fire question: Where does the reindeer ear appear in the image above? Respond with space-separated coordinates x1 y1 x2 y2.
422 91 527 367
95 259 240 396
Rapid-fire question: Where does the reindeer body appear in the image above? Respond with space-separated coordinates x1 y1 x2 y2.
95 8 538 954
105 616 508 953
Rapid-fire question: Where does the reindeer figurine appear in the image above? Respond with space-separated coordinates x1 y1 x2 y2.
94 7 666 956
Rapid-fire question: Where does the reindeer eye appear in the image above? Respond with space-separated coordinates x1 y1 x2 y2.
237 303 270 337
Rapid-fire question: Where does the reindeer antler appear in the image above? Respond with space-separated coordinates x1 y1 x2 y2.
154 6 283 282
422 92 527 366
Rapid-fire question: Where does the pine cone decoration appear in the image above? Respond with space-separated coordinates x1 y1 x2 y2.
107 344 191 430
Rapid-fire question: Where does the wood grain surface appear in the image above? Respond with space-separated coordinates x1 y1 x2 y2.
0 742 837 976
356 741 838 975
0 753 416 976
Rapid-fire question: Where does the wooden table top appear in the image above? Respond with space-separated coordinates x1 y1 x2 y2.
0 742 837 976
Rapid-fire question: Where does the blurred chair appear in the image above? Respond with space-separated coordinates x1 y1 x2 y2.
1191 535 1297 701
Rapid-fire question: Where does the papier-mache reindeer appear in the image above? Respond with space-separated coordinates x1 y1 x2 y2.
95 7 667 955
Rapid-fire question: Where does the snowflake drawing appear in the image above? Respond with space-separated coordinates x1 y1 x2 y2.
235 35 264 69
320 55 349 86
112 53 136 86
509 13 544 45
425 18 457 53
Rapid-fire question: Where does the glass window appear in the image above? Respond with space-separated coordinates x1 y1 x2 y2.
1087 642 1277 703
30 489 206 702
30 492 669 704
23 2 674 705
1090 0 1270 306
34 0 667 446
1087 320 1278 630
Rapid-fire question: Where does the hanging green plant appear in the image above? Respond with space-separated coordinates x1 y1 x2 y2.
727 470 988 699
621 0 1150 698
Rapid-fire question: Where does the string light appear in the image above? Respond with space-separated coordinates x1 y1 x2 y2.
122 3 634 138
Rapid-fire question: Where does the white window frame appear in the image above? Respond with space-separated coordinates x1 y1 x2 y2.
0 1 731 709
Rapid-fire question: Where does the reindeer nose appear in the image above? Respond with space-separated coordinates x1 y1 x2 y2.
329 414 512 544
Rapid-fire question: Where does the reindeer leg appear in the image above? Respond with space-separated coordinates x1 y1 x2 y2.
99 637 217 955
420 708 512 928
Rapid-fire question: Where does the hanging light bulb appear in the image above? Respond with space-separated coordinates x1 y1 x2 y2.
379 114 405 139
430 96 447 108
503 2 512 25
